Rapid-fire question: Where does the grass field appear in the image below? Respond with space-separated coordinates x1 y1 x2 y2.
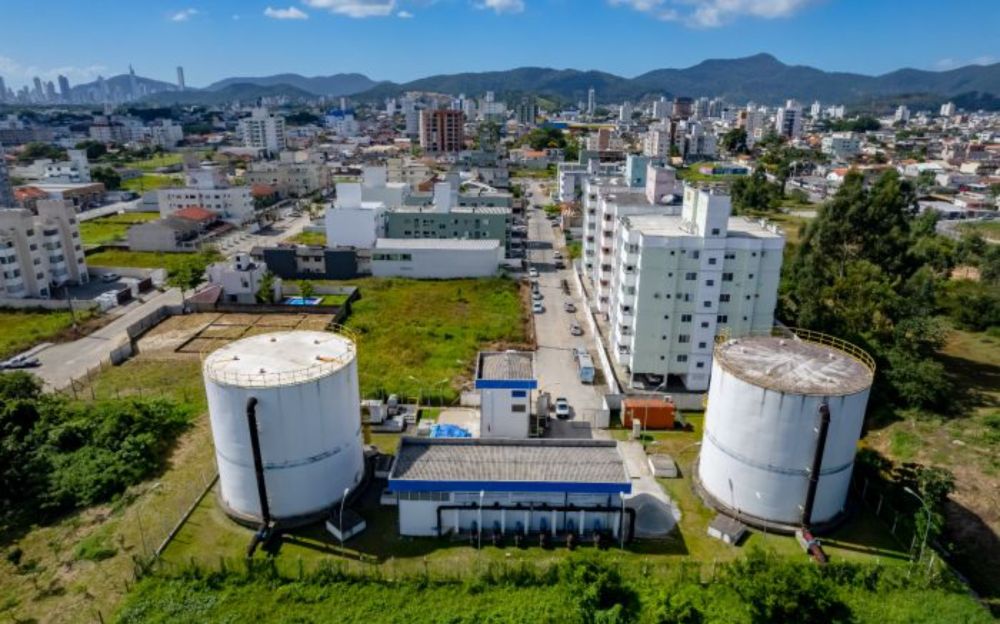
328 277 529 401
0 308 87 359
79 212 160 246
121 174 183 193
85 249 202 272
959 220 1000 241
129 153 183 172
287 230 326 246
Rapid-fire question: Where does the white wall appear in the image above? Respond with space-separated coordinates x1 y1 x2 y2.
371 245 501 279
480 388 530 438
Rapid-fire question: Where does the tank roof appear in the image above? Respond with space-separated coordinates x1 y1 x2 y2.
204 330 355 388
714 334 873 396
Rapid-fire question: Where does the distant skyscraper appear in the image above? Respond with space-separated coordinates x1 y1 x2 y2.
0 142 14 208
128 64 138 99
0 76 6 102
176 66 186 91
940 101 956 117
58 75 71 101
44 81 56 102
32 77 43 100
775 99 803 139
587 87 596 115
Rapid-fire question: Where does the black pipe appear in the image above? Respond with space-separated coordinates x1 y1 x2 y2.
801 401 831 528
246 397 270 526
433 502 637 543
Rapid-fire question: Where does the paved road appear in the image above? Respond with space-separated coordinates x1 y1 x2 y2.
30 288 183 390
215 203 313 257
523 181 605 435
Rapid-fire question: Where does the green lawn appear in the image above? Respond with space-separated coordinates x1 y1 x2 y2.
85 249 202 272
319 277 528 402
0 308 87 359
959 220 1000 241
287 230 326 246
79 212 160 246
70 357 207 412
128 153 183 172
121 174 183 193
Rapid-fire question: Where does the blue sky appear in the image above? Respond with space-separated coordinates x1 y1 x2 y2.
0 0 997 89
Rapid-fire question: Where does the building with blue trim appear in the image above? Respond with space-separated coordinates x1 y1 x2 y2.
475 350 537 438
388 437 634 539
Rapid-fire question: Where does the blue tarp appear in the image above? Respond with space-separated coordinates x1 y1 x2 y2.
429 424 472 438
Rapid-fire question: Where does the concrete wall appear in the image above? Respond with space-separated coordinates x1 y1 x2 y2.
480 387 530 438
0 298 99 311
371 245 502 279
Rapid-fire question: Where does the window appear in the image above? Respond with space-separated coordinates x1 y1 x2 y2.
678 334 690 343
724 252 735 260
717 315 728 323
511 404 527 413
677 354 688 362
696 362 705 369
685 272 696 280
511 390 527 398
708 257 717 265
722 273 734 282
748 273 754 279
692 250 700 259
701 321 709 328
703 301 711 308
681 314 692 322
719 294 731 303
711 228 720 235
706 279 714 286
698 342 707 349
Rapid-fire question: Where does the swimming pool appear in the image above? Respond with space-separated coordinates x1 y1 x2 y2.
283 296 323 306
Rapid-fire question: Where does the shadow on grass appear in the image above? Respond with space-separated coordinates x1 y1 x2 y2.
943 498 1000 616
935 350 1000 418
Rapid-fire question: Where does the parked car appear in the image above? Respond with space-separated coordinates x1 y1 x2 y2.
100 273 121 283
554 397 571 419
532 301 545 314
563 301 576 313
553 251 563 259
569 323 583 336
555 260 565 269
532 291 544 301
528 268 539 278
1 355 40 369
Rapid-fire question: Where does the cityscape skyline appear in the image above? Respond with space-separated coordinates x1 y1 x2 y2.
0 0 997 90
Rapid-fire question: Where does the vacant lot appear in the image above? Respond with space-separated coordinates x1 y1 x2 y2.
79 212 159 246
85 249 201 272
0 308 89 359
959 220 1000 242
286 230 326 246
128 153 183 171
121 174 183 193
330 277 529 402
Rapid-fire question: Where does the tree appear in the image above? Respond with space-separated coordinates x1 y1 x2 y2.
166 249 219 296
256 271 277 304
74 140 107 160
297 280 316 300
90 166 121 190
720 127 748 155
16 142 66 163
730 167 779 214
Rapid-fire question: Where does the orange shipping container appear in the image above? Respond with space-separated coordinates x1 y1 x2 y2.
622 397 676 430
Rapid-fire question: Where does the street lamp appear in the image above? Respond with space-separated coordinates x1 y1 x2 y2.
903 486 932 563
339 486 350 550
478 490 485 550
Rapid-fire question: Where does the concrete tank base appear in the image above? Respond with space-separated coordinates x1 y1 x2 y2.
216 490 345 530
690 457 850 536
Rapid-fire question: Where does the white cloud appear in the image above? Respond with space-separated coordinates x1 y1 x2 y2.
397 10 414 17
970 55 996 66
609 0 815 27
935 55 996 71
0 55 107 89
264 5 310 19
476 0 525 13
303 0 396 18
169 8 199 22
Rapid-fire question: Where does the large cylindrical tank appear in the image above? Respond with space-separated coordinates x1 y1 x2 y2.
696 331 874 529
203 330 365 525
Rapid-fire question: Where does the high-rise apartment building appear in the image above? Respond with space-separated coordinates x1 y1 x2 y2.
0 142 13 207
774 99 803 139
177 66 186 91
418 109 464 153
57 75 71 101
606 186 784 391
0 199 89 298
238 107 287 156
587 87 596 116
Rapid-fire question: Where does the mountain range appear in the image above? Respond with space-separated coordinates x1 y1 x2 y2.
70 54 1000 109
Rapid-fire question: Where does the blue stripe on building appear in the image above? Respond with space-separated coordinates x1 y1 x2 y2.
388 480 632 495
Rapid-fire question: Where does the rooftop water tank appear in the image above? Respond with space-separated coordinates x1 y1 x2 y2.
203 330 365 526
696 330 875 531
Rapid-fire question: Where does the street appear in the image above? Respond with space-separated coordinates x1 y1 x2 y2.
521 179 605 432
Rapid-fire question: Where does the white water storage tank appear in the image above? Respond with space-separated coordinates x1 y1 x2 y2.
203 330 365 525
697 330 875 529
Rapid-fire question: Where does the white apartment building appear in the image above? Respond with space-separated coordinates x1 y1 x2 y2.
680 121 717 160
207 253 278 304
42 149 90 183
238 107 286 156
894 105 910 124
744 107 769 147
245 156 330 198
158 165 256 224
147 119 184 149
774 100 803 139
940 102 956 117
324 182 387 248
643 124 672 158
821 132 861 160
0 199 88 299
606 186 784 391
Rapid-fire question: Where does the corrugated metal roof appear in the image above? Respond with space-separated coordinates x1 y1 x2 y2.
390 438 629 485
478 351 533 380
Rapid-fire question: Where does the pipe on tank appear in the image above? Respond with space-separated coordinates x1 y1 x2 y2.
245 397 270 526
801 400 831 528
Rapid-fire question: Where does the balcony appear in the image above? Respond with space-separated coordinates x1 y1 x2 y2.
619 306 633 317
617 344 631 355
619 326 633 336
